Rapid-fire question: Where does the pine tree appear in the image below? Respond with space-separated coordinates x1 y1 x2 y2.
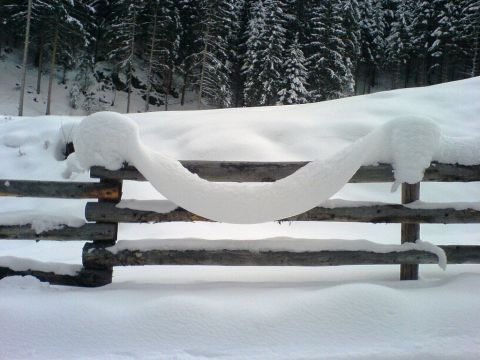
306 0 353 100
359 0 387 92
194 0 236 108
277 37 309 104
429 0 464 82
177 0 202 106
463 0 480 76
107 0 145 113
339 0 361 92
243 0 286 106
386 0 415 87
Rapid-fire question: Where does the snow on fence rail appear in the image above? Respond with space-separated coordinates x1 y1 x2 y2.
1 160 480 286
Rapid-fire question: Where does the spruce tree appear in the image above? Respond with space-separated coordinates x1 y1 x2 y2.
307 0 353 100
277 37 309 104
107 0 145 113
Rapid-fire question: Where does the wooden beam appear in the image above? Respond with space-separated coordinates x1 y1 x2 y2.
90 162 480 183
0 223 117 241
401 183 420 280
0 179 121 200
0 266 112 287
82 244 480 268
85 202 480 224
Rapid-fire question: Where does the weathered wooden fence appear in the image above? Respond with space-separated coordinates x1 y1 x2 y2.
2 161 480 286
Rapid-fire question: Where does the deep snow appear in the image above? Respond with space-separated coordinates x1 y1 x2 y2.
1 78 480 358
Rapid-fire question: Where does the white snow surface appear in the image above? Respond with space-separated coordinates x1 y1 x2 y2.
0 256 81 275
1 78 480 358
72 112 448 223
0 210 85 233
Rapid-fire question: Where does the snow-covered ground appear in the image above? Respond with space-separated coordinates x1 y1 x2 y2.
1 77 480 358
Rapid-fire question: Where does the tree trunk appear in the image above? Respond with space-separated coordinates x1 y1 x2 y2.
126 11 136 113
472 21 479 77
404 60 410 88
145 4 158 112
441 56 449 83
45 26 59 116
180 73 188 106
36 35 44 94
18 0 32 116
127 63 132 113
197 21 210 110
164 67 172 111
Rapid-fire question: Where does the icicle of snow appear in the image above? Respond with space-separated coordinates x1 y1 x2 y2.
73 111 441 224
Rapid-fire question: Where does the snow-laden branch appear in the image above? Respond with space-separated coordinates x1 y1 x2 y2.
72 111 442 224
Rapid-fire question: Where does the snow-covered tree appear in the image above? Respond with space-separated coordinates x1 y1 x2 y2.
429 0 464 82
193 0 236 108
107 0 145 113
359 0 387 92
243 0 286 106
463 0 480 76
386 0 415 87
277 37 309 104
306 0 354 100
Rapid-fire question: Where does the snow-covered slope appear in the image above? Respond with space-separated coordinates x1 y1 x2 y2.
1 78 480 358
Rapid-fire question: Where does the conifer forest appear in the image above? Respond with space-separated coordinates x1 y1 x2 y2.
0 0 479 113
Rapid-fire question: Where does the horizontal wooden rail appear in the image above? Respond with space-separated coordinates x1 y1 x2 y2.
82 244 480 268
0 179 121 200
90 162 480 183
85 202 480 224
0 266 112 287
0 223 117 241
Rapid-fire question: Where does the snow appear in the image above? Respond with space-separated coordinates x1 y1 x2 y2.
72 110 477 223
71 112 446 223
0 256 81 276
1 78 480 358
0 210 85 234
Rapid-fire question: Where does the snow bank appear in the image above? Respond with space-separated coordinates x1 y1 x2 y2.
73 112 443 224
107 237 447 269
0 256 82 276
0 210 85 233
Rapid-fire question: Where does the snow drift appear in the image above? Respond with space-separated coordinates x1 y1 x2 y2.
73 111 446 223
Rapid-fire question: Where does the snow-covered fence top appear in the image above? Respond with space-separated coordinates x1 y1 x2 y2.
2 111 480 286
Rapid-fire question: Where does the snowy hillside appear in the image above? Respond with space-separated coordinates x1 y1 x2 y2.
1 78 480 358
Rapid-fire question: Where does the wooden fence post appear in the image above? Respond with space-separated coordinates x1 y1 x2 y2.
401 182 420 280
81 178 122 286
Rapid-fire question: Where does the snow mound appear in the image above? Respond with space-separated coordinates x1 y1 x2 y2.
0 210 85 233
73 111 442 224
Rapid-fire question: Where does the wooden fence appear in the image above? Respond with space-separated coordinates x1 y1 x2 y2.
1 161 480 286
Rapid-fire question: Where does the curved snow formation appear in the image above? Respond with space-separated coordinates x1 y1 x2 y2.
73 111 441 224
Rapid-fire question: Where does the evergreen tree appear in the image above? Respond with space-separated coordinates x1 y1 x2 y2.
307 0 353 100
463 0 480 76
142 0 180 111
107 0 145 113
194 0 236 108
243 0 286 106
339 0 361 92
429 0 464 82
359 0 387 92
386 0 415 87
277 37 309 104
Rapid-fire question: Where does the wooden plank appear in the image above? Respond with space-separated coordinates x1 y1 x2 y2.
90 162 480 183
85 201 480 224
0 266 112 287
0 179 121 200
82 243 480 268
401 183 420 280
0 223 117 241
